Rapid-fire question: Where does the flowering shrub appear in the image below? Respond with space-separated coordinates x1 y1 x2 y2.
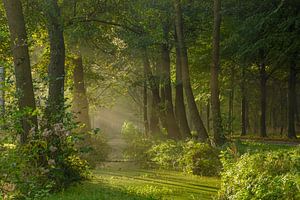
0 122 90 199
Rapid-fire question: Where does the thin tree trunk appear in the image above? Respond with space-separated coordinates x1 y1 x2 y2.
143 68 149 136
45 0 65 123
211 0 225 145
161 41 181 140
174 0 208 141
228 67 234 135
175 33 191 138
259 62 267 137
73 55 91 131
3 0 37 143
142 49 160 135
241 67 247 136
288 63 297 138
207 100 210 133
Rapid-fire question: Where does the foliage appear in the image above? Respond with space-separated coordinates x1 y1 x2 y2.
218 147 300 200
148 139 221 176
179 140 221 176
148 140 183 170
0 123 90 199
121 121 154 166
80 129 111 168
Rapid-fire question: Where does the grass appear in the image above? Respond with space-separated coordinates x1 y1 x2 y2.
44 164 220 200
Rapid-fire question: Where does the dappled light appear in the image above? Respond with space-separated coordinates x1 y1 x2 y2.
0 0 299 199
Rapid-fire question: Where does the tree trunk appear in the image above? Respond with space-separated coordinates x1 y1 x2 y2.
142 49 160 135
228 67 235 135
259 62 267 137
207 100 210 133
143 68 149 136
73 55 91 132
288 63 297 138
3 0 37 144
211 0 225 145
161 42 181 139
45 0 65 123
241 67 247 136
174 0 208 141
175 33 191 138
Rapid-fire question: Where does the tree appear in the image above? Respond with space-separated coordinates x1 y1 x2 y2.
175 34 191 138
73 55 91 131
174 0 208 141
3 0 37 143
44 0 65 123
211 0 226 145
287 63 297 139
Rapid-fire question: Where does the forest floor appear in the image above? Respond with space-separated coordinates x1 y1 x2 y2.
44 163 220 200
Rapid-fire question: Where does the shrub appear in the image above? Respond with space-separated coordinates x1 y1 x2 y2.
0 123 90 199
218 148 300 200
148 139 221 176
148 140 183 169
121 121 154 166
80 129 111 168
179 140 221 176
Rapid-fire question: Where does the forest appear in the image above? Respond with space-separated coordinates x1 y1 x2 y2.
0 0 299 199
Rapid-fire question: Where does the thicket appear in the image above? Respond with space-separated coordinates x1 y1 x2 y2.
121 122 221 176
218 147 300 200
0 118 91 199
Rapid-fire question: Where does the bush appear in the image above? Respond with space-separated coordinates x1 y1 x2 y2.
218 147 300 200
148 140 183 169
121 121 154 166
179 140 221 176
0 123 90 199
148 139 221 176
80 129 111 168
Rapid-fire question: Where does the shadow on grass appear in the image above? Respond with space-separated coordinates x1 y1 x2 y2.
44 182 158 200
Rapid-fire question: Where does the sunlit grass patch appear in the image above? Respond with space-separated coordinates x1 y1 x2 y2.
44 168 220 200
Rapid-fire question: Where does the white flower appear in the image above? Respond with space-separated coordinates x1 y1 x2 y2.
49 145 57 153
48 159 56 165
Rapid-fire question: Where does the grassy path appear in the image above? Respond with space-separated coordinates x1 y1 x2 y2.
45 164 220 200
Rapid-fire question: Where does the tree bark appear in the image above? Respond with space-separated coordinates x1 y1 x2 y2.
161 41 181 139
259 62 267 137
207 100 210 133
73 55 91 132
174 0 208 141
211 0 225 145
142 49 160 135
3 0 37 144
287 63 297 138
45 0 65 123
241 67 247 136
143 68 149 136
175 42 191 138
228 67 235 135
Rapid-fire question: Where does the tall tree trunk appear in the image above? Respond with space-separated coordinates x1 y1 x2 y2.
143 68 149 136
228 67 235 135
161 42 181 139
211 0 225 145
174 0 208 141
73 55 91 132
3 0 37 144
142 49 160 135
207 100 210 133
259 62 267 137
241 67 247 136
45 0 65 123
288 63 297 138
175 34 191 138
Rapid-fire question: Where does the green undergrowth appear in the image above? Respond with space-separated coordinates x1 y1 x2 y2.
44 165 220 200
